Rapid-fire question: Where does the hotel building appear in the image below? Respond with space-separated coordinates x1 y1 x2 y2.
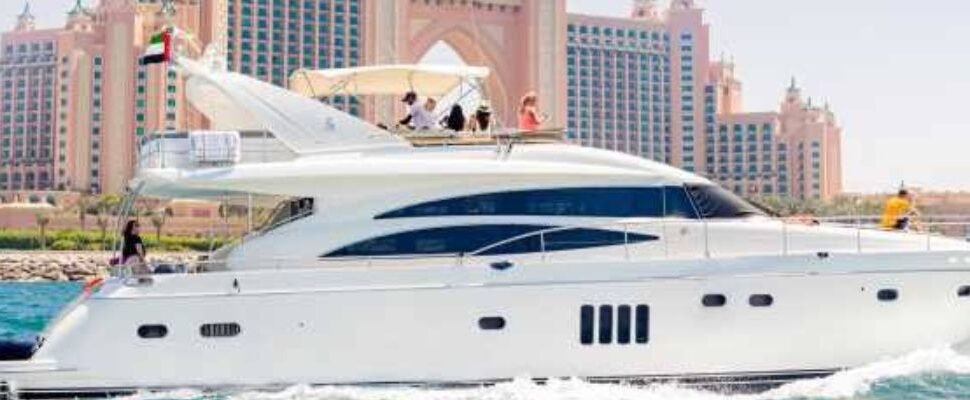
0 0 841 200
0 5 58 192
223 0 363 114
566 0 710 172
705 60 842 200
565 0 842 200
0 0 220 194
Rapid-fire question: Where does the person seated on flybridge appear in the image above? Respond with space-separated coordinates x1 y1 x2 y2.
467 101 493 134
517 91 548 133
440 104 466 132
880 188 919 230
397 91 436 130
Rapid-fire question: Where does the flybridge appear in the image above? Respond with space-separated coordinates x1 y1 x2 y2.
136 128 566 171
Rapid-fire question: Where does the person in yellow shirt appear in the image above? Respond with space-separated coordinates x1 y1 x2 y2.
880 189 916 230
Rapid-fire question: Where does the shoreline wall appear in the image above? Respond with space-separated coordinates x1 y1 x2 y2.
0 251 199 281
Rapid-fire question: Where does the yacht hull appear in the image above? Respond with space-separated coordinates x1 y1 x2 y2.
4 251 970 395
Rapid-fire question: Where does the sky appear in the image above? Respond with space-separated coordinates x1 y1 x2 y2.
5 0 970 193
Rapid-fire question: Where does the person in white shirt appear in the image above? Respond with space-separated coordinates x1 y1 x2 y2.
397 91 436 130
412 98 437 130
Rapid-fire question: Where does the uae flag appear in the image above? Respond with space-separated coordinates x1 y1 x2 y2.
140 29 172 65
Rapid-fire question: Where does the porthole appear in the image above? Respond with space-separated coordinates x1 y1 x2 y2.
958 286 970 297
702 294 727 307
200 323 241 338
478 317 506 330
877 289 898 302
749 294 773 307
137 324 168 339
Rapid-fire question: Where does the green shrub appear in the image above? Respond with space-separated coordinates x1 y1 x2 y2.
0 228 229 252
50 239 80 251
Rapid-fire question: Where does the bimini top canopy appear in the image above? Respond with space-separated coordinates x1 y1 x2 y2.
178 57 408 155
288 64 490 98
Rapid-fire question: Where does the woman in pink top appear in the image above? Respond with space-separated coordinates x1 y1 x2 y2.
518 91 546 132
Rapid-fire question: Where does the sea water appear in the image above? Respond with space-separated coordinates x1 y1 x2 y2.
3 282 970 400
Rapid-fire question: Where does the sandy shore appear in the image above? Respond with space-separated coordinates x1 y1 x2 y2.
0 251 200 281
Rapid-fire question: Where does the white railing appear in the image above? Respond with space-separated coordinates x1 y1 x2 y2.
124 215 970 276
136 130 295 171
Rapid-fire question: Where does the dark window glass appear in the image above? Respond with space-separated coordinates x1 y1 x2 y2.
580 305 594 345
478 317 506 330
958 286 970 297
323 225 657 257
137 324 167 339
702 294 727 307
598 305 613 344
664 186 698 218
617 305 631 344
635 305 650 343
749 294 774 307
376 187 699 219
200 323 241 338
686 184 764 218
877 289 898 302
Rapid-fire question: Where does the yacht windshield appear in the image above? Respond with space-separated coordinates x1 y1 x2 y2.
258 197 315 232
686 184 765 219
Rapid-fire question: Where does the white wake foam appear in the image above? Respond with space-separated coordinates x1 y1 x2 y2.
763 347 970 399
126 347 970 400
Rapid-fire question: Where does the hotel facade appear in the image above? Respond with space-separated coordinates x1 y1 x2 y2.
0 0 840 200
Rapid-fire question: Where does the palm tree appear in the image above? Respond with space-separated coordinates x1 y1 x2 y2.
94 206 110 250
35 212 51 250
149 209 167 241
76 192 90 230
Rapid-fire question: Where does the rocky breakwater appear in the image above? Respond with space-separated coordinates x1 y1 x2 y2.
0 251 199 281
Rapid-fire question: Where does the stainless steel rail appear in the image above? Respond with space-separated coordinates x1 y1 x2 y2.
132 216 970 275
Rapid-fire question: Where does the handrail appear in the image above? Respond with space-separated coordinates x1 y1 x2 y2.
466 223 631 257
129 215 970 274
135 130 293 172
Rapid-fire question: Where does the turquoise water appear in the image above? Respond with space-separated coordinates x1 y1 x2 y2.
0 282 81 342
3 283 970 400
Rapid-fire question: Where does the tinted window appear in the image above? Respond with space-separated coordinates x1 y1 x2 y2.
616 305 631 344
664 187 697 218
376 187 699 219
635 305 650 343
877 289 898 302
702 294 727 307
580 305 594 345
598 305 613 344
137 324 167 339
478 317 506 330
749 294 774 307
323 225 658 257
686 184 764 218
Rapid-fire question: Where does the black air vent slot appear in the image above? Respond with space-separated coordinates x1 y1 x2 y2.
200 323 241 338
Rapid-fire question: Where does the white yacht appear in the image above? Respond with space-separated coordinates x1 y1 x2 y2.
3 57 970 397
